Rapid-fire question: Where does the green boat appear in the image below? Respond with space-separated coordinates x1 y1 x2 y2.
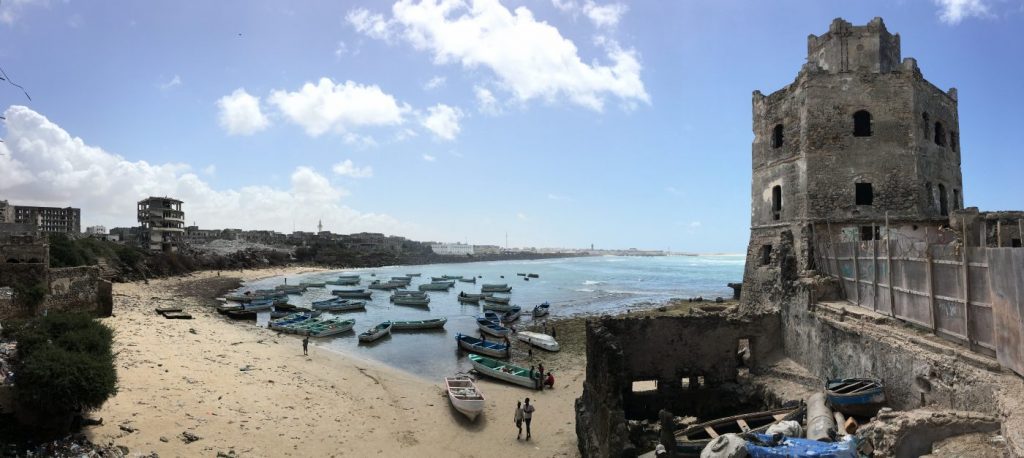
467 354 537 389
391 317 447 330
299 281 326 288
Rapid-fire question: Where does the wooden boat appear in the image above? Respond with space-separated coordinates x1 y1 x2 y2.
482 312 501 322
500 306 522 323
243 299 275 312
477 318 511 337
392 295 430 306
445 375 485 421
527 273 539 278
216 304 243 314
467 354 536 389
273 317 355 336
459 292 488 300
432 280 456 286
430 276 447 282
269 312 317 328
392 317 447 330
456 333 509 358
163 311 192 319
482 301 517 312
299 281 326 288
225 291 287 302
458 277 477 283
481 284 512 293
442 275 463 280
674 405 805 456
457 295 480 303
483 295 510 304
359 322 393 342
517 273 526 276
392 290 427 297
419 283 451 291
532 302 551 317
155 306 183 315
516 331 560 352
326 278 360 286
826 378 886 417
405 273 421 277
224 309 258 320
332 290 373 299
368 281 404 290
313 300 366 312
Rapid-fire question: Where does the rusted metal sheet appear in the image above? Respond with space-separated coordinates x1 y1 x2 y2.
988 248 1024 377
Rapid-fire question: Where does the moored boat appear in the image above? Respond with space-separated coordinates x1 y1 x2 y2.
477 318 511 337
481 283 512 293
456 333 509 358
358 322 393 343
483 295 510 304
467 354 536 389
392 295 430 306
278 318 356 337
243 299 275 312
311 299 366 312
482 301 517 312
674 405 805 456
532 302 551 317
392 290 428 297
368 281 404 290
527 273 539 278
825 378 886 417
392 317 447 330
299 281 326 288
419 282 451 291
458 292 488 300
458 277 476 283
457 295 480 303
500 306 522 323
516 331 560 352
445 375 485 421
430 276 447 282
326 278 360 286
332 290 373 299
442 275 464 280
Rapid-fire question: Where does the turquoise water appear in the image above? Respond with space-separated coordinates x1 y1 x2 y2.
238 255 744 379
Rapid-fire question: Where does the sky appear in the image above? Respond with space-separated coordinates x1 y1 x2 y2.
0 0 1022 252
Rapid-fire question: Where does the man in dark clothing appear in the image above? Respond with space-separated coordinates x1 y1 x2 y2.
302 335 309 356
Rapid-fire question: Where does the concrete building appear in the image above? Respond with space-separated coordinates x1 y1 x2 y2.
137 197 185 252
11 205 81 235
85 225 107 235
430 243 474 256
473 244 502 255
0 201 13 224
742 17 963 309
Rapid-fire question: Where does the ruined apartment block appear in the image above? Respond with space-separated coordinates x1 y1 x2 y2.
137 197 185 252
1 201 82 235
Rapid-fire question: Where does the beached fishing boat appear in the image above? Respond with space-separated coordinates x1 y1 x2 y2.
482 312 501 322
269 312 317 328
458 277 476 283
467 354 536 389
392 317 447 330
501 306 522 323
674 405 805 456
456 334 509 358
482 301 517 313
216 303 243 314
483 295 510 304
332 290 373 299
481 283 512 293
299 281 326 288
392 295 430 306
826 378 886 417
358 322 393 342
392 290 428 297
243 299 275 312
516 331 560 352
445 375 485 421
419 283 451 291
224 309 258 320
225 291 288 302
532 302 551 317
282 318 356 337
477 318 511 337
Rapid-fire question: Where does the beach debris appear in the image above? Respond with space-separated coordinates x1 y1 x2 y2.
119 423 137 433
189 328 198 334
180 431 202 444
239 365 255 372
160 436 169 443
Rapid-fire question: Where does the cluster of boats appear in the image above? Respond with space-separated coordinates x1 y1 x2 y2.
267 311 449 342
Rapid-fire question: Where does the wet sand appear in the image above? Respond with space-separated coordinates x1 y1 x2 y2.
85 268 583 457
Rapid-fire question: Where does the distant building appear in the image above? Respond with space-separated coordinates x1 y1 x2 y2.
137 197 185 252
184 226 221 245
11 204 81 235
473 244 501 255
431 243 474 256
0 201 13 223
85 225 107 235
340 232 406 254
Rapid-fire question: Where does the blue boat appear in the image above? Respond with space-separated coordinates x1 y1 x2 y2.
477 318 511 337
456 333 509 358
825 378 886 417
482 312 501 322
745 433 857 458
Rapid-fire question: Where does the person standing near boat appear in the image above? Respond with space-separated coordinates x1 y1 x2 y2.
302 335 309 356
514 401 525 439
522 398 535 440
536 363 545 390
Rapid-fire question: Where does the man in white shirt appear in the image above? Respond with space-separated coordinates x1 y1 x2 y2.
523 397 536 440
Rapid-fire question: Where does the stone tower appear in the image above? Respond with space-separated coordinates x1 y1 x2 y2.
741 17 964 308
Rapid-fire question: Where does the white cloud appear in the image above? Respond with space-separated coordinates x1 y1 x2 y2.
0 0 45 25
159 75 182 91
342 132 379 148
547 193 571 201
424 75 447 90
420 103 463 140
202 164 216 176
346 7 396 40
422 153 436 162
352 0 649 111
216 88 270 135
935 0 992 24
334 40 349 57
0 105 408 234
474 85 500 115
268 78 411 137
583 1 627 28
332 159 374 178
551 0 577 13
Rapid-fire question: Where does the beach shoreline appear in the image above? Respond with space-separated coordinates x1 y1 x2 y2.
86 267 586 457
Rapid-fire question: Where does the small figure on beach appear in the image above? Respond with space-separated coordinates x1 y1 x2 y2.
514 401 525 439
522 398 535 440
551 326 557 339
528 365 535 381
536 363 545 390
544 372 555 389
302 335 309 356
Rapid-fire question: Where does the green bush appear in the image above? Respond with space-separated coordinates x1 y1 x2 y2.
13 313 117 416
12 281 47 311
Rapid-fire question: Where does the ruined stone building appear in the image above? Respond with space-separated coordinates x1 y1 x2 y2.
137 196 185 252
0 201 82 235
577 18 1024 458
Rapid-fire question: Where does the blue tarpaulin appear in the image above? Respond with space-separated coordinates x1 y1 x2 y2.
745 433 858 458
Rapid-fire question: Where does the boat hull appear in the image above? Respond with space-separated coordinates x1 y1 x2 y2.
446 376 485 421
482 302 516 312
477 319 511 337
516 331 560 352
826 378 886 417
467 354 536 389
457 334 508 358
392 318 447 330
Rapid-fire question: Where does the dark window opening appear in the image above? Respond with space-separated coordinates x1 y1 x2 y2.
771 185 782 220
855 183 873 205
925 182 934 209
760 245 772 266
938 184 949 216
951 131 959 152
953 189 960 210
860 226 880 241
853 110 872 137
922 112 930 139
934 122 946 146
771 124 784 148
1012 239 1022 248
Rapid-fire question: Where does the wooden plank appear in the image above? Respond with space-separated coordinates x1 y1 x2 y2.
926 228 938 334
963 216 975 351
885 213 896 317
872 230 879 312
737 419 750 432
989 249 1024 377
704 426 720 439
772 414 787 421
853 238 861 306
827 221 846 299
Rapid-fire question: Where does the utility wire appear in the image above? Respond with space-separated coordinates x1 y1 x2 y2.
0 64 31 101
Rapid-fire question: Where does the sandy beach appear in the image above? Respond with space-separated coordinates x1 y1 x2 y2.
85 268 584 457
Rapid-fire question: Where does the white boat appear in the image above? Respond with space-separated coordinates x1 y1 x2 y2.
516 331 560 352
445 375 485 421
532 302 551 317
482 302 517 312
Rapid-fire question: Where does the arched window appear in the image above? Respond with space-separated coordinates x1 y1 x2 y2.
934 122 946 146
938 184 948 216
771 124 784 148
771 185 782 220
853 110 872 137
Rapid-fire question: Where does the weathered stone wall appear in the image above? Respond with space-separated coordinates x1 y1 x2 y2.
44 266 107 315
576 320 633 458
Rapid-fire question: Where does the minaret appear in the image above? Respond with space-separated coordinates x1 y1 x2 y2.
318 219 323 233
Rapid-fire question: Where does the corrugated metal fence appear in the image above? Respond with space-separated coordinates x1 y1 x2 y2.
813 228 1024 377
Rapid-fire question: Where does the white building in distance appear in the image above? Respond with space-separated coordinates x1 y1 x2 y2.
431 243 474 256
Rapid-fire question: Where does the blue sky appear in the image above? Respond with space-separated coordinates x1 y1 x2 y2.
0 0 1021 252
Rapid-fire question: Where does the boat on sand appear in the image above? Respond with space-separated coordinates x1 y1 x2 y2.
445 375 485 421
467 354 537 389
456 333 509 358
516 331 560 352
359 322 393 343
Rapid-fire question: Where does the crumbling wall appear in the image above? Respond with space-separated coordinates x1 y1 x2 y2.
44 266 105 315
576 320 633 458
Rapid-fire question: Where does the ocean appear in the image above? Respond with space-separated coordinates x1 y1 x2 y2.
238 255 744 379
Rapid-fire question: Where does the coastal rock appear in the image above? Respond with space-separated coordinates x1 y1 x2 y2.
180 431 201 443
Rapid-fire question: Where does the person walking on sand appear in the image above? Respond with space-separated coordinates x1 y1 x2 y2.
523 398 536 440
514 401 525 439
302 335 309 356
